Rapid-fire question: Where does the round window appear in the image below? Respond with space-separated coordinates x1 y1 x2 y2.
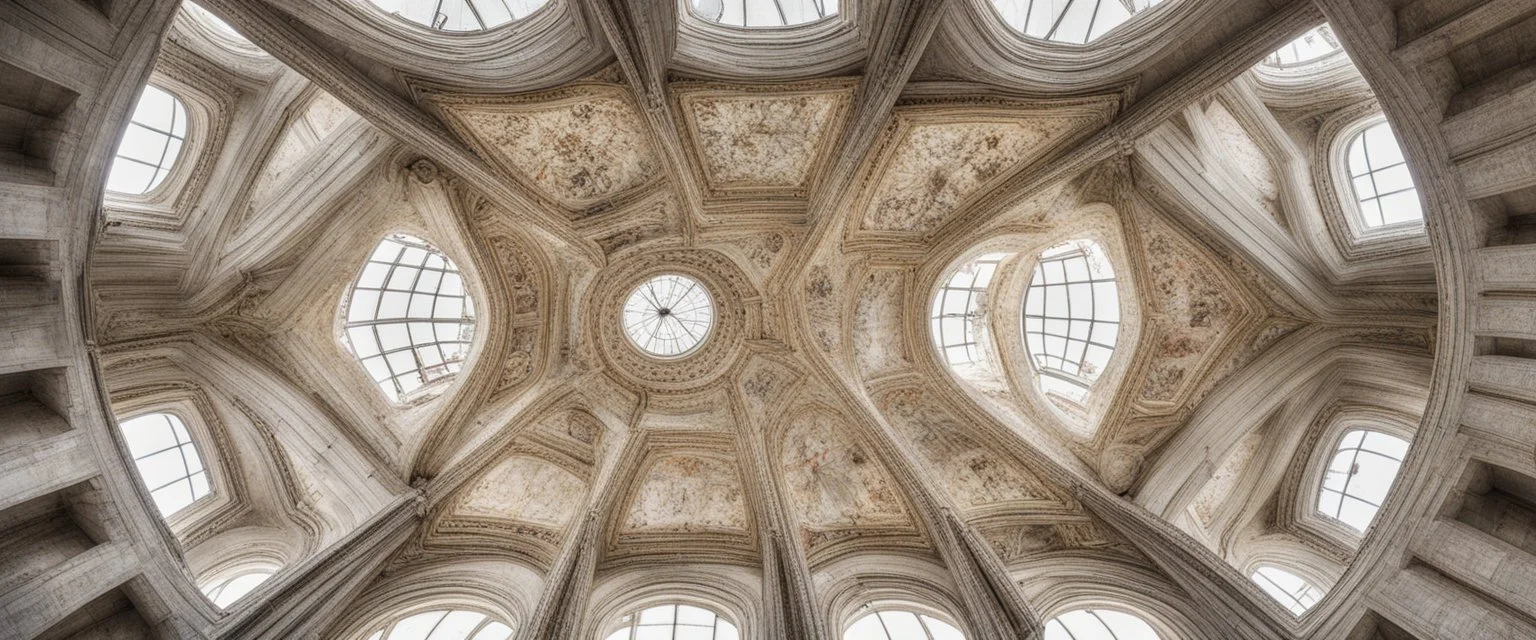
622 274 715 358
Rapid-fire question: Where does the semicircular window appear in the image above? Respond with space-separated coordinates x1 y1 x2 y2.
202 570 274 608
1319 429 1408 533
1044 609 1160 639
363 609 513 640
117 412 211 518
1265 23 1340 66
1250 566 1324 616
1022 240 1120 404
1346 120 1424 230
689 0 837 27
931 253 1006 368
362 0 549 32
106 85 188 195
845 610 965 640
343 234 476 403
603 604 740 640
989 0 1165 45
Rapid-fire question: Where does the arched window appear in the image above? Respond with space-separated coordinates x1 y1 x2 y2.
184 2 250 42
1022 240 1120 403
844 610 965 640
1346 120 1424 229
362 610 513 640
118 412 211 517
202 570 274 608
931 253 1006 367
689 0 837 27
603 604 740 640
989 0 1165 45
1044 609 1160 639
343 234 477 403
106 85 188 195
362 0 548 31
1250 566 1323 616
1265 24 1340 66
1319 429 1409 533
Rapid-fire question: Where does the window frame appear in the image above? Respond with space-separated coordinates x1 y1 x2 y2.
842 607 967 640
1042 607 1163 640
1248 564 1325 617
358 0 553 33
1291 412 1416 545
118 410 214 518
358 606 516 640
601 602 742 640
1020 240 1122 406
683 0 840 29
1326 114 1427 246
984 0 1172 46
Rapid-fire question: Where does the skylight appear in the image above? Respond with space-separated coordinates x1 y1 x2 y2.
989 0 1165 45
844 610 966 640
1319 429 1408 533
364 610 513 640
622 274 715 358
689 0 838 27
1265 24 1341 66
1251 566 1323 616
363 0 548 31
343 234 477 402
106 85 188 195
203 571 274 608
931 253 1006 367
604 604 740 640
118 412 210 517
1022 240 1120 403
1044 609 1161 640
1346 120 1424 229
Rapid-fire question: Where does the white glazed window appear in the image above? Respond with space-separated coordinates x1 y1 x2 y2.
622 274 716 358
343 234 476 402
1022 240 1120 403
106 85 188 195
363 0 548 31
931 253 1006 367
1318 429 1408 533
989 0 1165 45
1250 566 1323 616
118 412 211 517
844 610 965 640
603 604 741 640
363 610 513 640
1044 609 1160 639
1265 23 1340 66
1346 121 1424 229
689 0 838 27
202 571 274 608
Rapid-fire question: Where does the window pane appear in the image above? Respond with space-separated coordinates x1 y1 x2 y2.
106 85 189 195
989 0 1166 44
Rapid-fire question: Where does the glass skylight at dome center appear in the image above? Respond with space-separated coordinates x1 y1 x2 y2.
990 0 1165 45
622 274 715 358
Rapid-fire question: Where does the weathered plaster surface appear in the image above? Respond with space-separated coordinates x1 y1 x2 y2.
623 454 748 532
456 456 586 529
780 412 909 533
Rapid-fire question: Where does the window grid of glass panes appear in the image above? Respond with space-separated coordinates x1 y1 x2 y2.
843 610 966 640
1022 241 1120 403
1043 609 1161 640
1265 23 1340 66
622 274 716 358
106 85 188 195
119 413 210 517
1346 121 1424 228
1319 429 1408 533
603 604 741 640
1250 566 1323 616
344 234 476 402
202 571 274 609
989 0 1164 45
363 610 513 640
930 254 1006 366
364 0 548 31
689 0 837 28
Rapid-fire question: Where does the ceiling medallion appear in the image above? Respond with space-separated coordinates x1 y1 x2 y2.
622 274 716 358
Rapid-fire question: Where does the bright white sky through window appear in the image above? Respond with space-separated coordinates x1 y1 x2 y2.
106 85 187 195
202 571 273 608
622 274 715 358
1347 121 1424 229
603 604 740 640
844 610 966 640
1023 240 1120 403
1251 566 1324 616
1266 23 1340 66
344 234 476 402
931 253 1006 367
1044 609 1160 639
1319 429 1408 532
689 0 838 27
119 412 210 517
364 610 513 640
989 0 1164 44
364 0 548 31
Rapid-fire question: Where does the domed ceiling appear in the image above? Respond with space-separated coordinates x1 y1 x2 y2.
72 0 1458 637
